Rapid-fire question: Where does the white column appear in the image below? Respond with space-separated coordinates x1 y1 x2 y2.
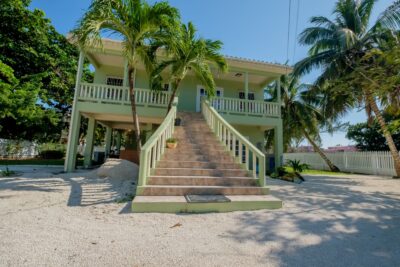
123 60 129 87
244 72 249 99
276 77 281 104
83 117 96 168
64 51 85 172
105 127 112 158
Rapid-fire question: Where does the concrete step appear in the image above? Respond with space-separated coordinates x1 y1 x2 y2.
156 160 241 169
137 185 269 196
132 195 282 213
153 168 249 177
163 153 235 162
148 175 257 186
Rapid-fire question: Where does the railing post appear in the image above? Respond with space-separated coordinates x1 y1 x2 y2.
259 155 266 187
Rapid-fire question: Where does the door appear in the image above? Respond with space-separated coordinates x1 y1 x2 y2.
196 85 223 112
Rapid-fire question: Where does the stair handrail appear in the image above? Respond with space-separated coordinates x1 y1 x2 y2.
202 99 266 186
137 97 178 186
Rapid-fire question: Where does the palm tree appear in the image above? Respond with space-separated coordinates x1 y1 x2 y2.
267 75 341 172
295 0 400 177
72 0 179 157
150 22 228 112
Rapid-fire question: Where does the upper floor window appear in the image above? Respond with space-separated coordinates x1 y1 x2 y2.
163 83 170 91
106 77 123 87
239 92 255 100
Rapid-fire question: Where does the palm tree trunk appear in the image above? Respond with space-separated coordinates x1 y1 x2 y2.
365 88 400 178
303 130 340 172
128 66 142 160
166 79 180 113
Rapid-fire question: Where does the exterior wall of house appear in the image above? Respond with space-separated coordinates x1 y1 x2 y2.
93 65 265 112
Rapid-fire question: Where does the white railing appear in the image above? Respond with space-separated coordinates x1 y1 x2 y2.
284 151 397 177
78 83 171 106
202 99 266 186
210 97 280 117
137 98 178 186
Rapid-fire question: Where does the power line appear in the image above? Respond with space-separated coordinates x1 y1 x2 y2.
292 0 300 64
286 0 292 66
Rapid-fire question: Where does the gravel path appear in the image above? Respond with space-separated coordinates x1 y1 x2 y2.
0 169 399 267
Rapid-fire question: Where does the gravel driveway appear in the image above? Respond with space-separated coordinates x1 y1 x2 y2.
0 168 399 267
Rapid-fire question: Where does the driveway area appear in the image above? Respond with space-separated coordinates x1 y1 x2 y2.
0 167 399 266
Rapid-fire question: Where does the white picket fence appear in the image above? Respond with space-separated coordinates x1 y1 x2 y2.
284 151 396 176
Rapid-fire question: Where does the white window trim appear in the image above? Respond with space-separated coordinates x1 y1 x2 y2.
196 85 224 112
239 91 255 100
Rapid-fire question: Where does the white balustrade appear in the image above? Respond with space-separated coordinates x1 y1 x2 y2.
210 97 280 117
78 83 171 106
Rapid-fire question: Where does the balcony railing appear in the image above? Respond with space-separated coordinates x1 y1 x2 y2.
78 83 171 107
210 97 281 117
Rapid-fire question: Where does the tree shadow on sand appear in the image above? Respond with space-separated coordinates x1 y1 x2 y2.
223 175 400 267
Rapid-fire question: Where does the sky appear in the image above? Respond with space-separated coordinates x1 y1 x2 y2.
30 0 394 148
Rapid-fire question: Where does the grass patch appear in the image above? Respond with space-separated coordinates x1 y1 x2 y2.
116 193 135 203
284 166 347 176
0 159 83 166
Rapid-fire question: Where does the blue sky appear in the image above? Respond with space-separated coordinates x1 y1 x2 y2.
30 0 393 148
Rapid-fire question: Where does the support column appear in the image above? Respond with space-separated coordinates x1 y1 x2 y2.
115 131 122 154
276 77 281 104
123 60 129 87
83 117 96 168
274 120 284 170
244 72 249 98
105 127 112 158
64 51 85 172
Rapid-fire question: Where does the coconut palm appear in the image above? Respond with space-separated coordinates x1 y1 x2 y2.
267 74 341 172
150 22 228 112
72 0 179 156
295 0 400 177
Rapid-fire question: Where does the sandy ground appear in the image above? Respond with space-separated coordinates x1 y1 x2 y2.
0 166 399 267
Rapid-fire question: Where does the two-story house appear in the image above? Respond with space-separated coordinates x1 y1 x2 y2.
65 38 289 212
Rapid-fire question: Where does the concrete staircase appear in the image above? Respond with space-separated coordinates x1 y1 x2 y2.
132 112 282 212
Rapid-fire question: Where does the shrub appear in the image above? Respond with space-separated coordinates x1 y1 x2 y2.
39 150 64 159
166 138 177 143
286 159 310 173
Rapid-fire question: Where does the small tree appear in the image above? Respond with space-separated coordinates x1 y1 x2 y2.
150 22 227 112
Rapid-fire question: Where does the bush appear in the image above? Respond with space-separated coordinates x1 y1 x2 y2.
39 150 64 159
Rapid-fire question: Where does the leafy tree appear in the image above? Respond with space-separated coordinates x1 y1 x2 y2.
151 22 227 112
266 75 340 172
72 0 180 157
347 115 400 151
295 0 400 177
0 0 92 141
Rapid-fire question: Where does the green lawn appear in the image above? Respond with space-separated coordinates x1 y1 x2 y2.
284 167 347 176
0 159 83 166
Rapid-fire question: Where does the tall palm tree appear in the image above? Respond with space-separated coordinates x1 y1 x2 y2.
295 0 400 177
267 75 341 172
72 0 179 157
150 22 228 112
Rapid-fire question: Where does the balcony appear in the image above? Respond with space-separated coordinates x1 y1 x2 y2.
77 83 171 107
210 97 280 118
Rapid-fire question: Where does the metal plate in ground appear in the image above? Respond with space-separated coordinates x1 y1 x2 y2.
185 195 231 203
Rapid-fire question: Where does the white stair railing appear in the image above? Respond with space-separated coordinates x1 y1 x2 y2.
202 99 266 186
137 97 178 186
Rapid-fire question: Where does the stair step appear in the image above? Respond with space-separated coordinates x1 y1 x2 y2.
137 185 269 196
153 168 248 177
132 195 282 213
157 160 241 169
148 175 257 186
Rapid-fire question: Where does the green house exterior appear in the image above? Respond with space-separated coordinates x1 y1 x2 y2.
64 38 290 174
